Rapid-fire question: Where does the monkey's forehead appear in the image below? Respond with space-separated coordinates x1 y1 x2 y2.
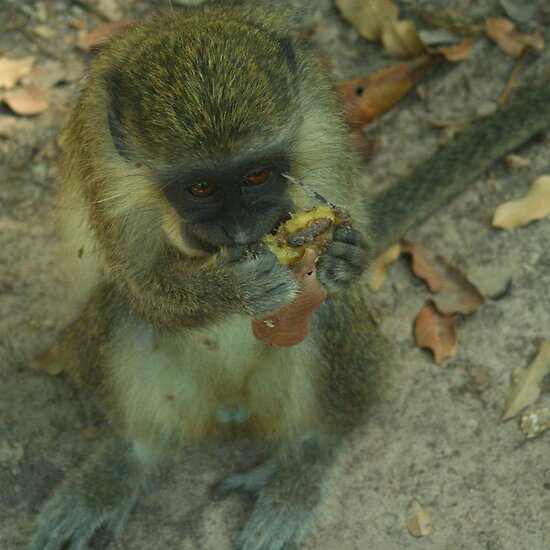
100 11 300 161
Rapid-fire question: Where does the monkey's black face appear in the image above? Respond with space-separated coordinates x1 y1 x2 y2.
158 153 294 251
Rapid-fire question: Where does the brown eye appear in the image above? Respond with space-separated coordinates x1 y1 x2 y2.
189 181 216 198
245 168 270 185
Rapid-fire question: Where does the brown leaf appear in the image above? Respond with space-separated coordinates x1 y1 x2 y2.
401 240 483 315
492 175 550 229
485 16 544 58
428 37 474 62
368 242 401 291
414 303 457 364
335 0 425 57
3 86 50 116
0 56 35 90
338 57 433 128
78 19 135 50
407 499 433 537
503 341 550 420
252 249 327 347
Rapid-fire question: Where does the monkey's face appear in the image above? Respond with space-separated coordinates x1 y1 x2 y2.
159 155 294 251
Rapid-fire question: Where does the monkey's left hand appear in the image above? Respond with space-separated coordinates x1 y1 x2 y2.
316 227 369 292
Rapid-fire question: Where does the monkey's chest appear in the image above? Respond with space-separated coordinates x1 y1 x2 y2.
110 315 318 445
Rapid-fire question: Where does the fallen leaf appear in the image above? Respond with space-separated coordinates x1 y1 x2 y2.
503 341 550 420
504 154 531 170
368 242 402 291
34 25 56 39
401 240 483 315
3 87 50 116
0 56 35 89
252 249 327 347
335 0 425 57
78 19 135 50
27 343 65 375
414 303 457 364
492 175 550 229
407 499 433 537
96 0 123 21
520 404 550 439
485 16 544 58
338 57 433 128
429 37 474 62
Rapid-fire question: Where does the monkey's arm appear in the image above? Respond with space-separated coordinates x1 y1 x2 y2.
371 78 550 253
112 243 297 330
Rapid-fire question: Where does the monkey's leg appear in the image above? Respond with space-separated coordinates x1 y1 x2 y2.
226 433 341 550
226 288 388 550
31 437 157 550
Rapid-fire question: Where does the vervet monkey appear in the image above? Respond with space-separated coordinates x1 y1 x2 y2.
31 3 390 549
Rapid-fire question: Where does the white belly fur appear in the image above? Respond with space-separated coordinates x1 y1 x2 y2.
108 314 321 449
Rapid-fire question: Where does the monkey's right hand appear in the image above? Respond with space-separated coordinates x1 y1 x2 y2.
227 245 299 319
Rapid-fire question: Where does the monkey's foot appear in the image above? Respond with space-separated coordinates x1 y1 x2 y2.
31 491 131 550
211 459 279 500
31 438 151 550
238 490 319 550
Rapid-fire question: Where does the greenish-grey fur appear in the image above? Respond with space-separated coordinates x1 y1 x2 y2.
32 4 387 549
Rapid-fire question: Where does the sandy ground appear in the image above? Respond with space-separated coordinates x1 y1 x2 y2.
1 0 549 549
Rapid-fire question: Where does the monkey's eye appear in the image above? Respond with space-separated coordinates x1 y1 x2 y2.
245 168 271 185
189 181 216 198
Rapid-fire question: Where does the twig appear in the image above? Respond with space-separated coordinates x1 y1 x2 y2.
498 51 526 109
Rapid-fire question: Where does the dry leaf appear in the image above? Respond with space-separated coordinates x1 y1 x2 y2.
3 87 50 116
34 25 56 39
335 0 425 57
368 242 401 291
493 175 550 229
428 37 474 62
504 154 531 170
503 341 550 420
96 0 123 20
401 240 483 315
414 303 457 364
382 19 425 57
407 499 433 537
78 19 135 50
252 249 327 347
485 16 544 58
520 404 550 439
338 57 433 128
0 56 35 90
335 0 397 42
27 343 65 375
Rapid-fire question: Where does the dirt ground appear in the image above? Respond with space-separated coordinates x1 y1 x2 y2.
1 0 550 549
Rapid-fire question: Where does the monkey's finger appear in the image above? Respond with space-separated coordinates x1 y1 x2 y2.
211 459 279 500
332 226 368 248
